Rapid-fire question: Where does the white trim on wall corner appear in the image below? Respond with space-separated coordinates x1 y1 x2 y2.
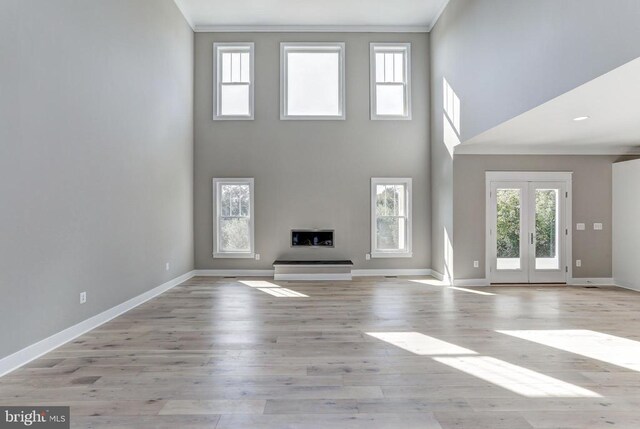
172 0 195 30
0 270 196 378
429 270 446 281
613 279 640 292
194 25 430 33
428 0 451 31
569 278 615 286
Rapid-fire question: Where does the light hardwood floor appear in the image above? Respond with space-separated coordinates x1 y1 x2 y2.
2 276 640 428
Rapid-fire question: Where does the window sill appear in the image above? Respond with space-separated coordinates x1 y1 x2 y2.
213 252 255 259
280 114 346 121
370 252 413 259
371 114 412 121
213 115 254 121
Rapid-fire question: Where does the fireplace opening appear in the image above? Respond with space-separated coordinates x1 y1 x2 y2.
291 229 334 248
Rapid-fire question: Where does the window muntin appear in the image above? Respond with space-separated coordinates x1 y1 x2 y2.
280 43 345 120
370 43 411 120
371 178 412 257
213 178 254 258
214 43 254 120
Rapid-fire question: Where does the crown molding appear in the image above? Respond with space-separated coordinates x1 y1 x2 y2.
428 0 451 31
194 25 429 33
454 143 640 156
173 0 195 30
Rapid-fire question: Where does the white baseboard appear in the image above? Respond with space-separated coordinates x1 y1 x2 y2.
613 279 640 292
275 273 352 281
453 278 490 287
195 269 275 277
569 278 615 286
352 269 432 277
424 270 449 282
195 269 434 278
0 270 196 378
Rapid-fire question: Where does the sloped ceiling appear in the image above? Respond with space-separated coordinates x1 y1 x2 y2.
456 57 640 155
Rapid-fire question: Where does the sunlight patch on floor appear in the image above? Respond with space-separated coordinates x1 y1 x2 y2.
498 329 640 372
449 286 495 296
366 332 477 356
257 287 308 298
434 356 600 398
239 280 280 288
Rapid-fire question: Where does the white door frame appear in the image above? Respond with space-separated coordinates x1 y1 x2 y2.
486 172 573 284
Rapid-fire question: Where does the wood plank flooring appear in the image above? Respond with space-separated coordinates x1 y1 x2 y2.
1 276 640 428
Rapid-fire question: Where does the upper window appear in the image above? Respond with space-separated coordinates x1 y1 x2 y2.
280 43 345 120
214 43 254 120
213 178 255 258
370 43 411 120
371 178 412 258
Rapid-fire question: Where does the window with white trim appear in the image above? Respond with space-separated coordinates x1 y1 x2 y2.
371 178 412 258
213 178 254 258
280 43 345 120
370 43 411 120
214 43 254 120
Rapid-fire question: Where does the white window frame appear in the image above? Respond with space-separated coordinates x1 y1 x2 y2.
213 43 255 120
371 177 413 258
280 42 346 120
213 178 255 258
370 43 412 120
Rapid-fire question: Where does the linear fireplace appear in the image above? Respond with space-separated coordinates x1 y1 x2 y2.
291 229 334 248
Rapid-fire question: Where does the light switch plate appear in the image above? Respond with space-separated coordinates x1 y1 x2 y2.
576 223 585 231
473 261 479 268
594 223 603 231
576 260 582 267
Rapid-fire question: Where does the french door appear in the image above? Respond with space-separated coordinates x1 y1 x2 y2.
487 174 571 284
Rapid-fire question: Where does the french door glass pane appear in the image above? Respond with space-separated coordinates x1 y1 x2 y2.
496 189 521 270
535 189 559 270
220 217 250 252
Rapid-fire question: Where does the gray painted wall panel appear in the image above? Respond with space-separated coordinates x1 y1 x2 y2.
194 32 430 270
453 155 637 280
613 159 640 291
0 0 194 359
430 0 640 278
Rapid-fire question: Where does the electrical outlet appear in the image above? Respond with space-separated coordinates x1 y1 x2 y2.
365 253 371 260
576 259 582 267
255 253 261 260
594 223 603 231
165 262 170 271
473 261 479 268
80 292 87 304
576 223 585 231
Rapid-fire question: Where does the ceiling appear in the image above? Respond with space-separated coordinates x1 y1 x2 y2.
457 57 640 155
173 0 450 32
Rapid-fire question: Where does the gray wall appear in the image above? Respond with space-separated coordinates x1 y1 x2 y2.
194 32 430 270
0 0 194 359
453 155 637 280
429 0 640 279
433 0 640 143
613 159 640 291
